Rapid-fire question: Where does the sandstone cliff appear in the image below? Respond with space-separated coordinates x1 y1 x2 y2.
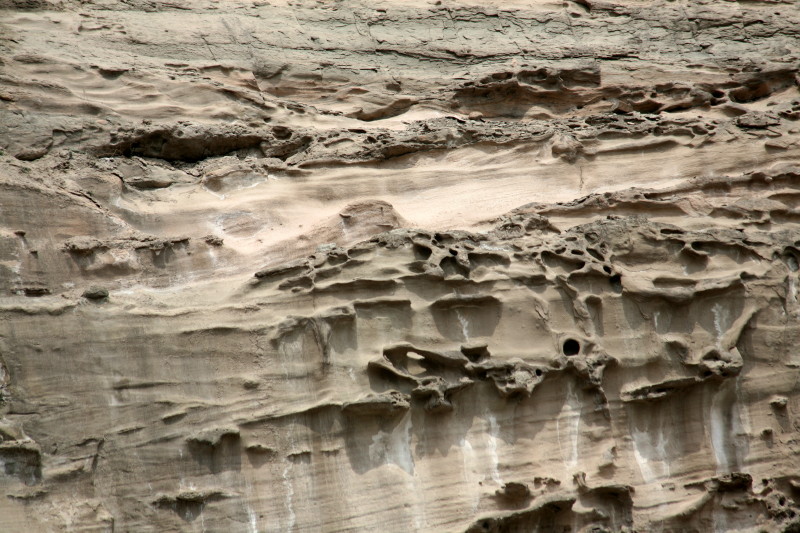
1 0 800 531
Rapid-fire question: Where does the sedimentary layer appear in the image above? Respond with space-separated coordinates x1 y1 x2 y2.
1 0 800 531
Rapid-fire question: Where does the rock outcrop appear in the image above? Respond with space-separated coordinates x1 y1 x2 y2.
1 0 800 531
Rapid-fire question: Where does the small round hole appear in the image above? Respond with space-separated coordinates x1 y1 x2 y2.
563 339 580 356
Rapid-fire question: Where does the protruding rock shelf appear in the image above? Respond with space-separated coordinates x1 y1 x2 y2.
1 0 800 531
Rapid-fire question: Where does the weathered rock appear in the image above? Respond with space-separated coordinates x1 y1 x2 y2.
1 0 800 531
81 286 108 300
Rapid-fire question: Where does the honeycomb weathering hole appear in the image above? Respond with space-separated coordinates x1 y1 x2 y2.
563 339 580 356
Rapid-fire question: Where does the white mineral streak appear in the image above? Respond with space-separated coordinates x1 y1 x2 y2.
0 0 799 531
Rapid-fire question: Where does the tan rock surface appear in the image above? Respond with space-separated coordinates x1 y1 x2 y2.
1 0 800 531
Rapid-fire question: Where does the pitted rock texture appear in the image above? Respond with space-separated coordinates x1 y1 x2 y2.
2 0 800 532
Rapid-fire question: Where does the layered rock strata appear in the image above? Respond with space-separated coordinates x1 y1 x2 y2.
1 0 800 531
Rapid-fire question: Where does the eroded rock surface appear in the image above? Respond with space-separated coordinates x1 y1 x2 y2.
1 0 800 531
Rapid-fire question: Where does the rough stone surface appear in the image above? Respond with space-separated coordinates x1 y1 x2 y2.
1 0 800 531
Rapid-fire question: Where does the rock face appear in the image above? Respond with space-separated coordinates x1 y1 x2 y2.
1 0 800 531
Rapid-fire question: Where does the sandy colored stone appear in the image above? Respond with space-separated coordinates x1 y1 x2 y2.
1 0 800 531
